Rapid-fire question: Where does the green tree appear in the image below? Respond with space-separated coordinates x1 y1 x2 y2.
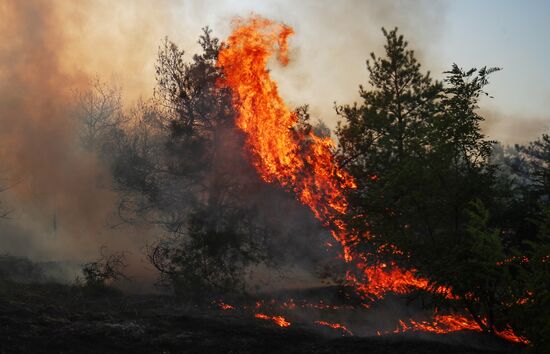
336 28 507 331
509 209 550 352
515 134 550 198
335 27 442 259
434 200 510 332
494 135 550 350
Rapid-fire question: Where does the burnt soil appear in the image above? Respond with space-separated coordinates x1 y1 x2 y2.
0 281 526 354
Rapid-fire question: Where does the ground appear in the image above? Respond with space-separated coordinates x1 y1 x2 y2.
0 280 525 354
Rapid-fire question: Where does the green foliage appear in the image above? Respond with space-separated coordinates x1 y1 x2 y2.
508 209 550 351
432 200 511 331
515 134 550 196
336 27 442 260
335 26 550 347
336 26 498 255
336 27 509 330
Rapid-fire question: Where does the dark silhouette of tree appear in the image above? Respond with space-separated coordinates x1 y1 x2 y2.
108 29 324 302
509 208 550 351
336 28 512 332
335 28 442 260
74 78 126 154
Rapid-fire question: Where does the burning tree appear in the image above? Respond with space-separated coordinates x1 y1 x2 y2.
109 28 325 302
335 27 519 331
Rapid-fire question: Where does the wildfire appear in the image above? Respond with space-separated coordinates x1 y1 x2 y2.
216 15 526 345
254 313 291 327
216 301 235 310
314 320 353 336
217 13 450 312
391 315 529 344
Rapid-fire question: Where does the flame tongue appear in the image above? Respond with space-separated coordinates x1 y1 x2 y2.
218 16 356 259
217 15 418 300
218 17 299 185
217 16 526 344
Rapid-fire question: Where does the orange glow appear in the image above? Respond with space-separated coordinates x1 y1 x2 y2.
217 302 235 310
391 315 529 344
314 320 353 336
217 15 526 344
217 13 451 310
254 313 291 327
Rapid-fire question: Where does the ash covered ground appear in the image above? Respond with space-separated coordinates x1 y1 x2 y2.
0 272 524 354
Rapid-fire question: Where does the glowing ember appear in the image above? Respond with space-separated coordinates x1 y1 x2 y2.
254 313 291 327
314 320 353 336
217 302 235 310
390 315 529 344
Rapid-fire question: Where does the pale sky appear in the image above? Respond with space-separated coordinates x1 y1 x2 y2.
70 0 549 144
439 0 550 140
170 0 550 143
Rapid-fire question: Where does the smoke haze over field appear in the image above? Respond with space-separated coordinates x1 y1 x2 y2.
0 1 157 284
0 0 547 283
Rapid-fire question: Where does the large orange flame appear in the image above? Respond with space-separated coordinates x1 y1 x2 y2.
217 14 433 307
216 16 526 344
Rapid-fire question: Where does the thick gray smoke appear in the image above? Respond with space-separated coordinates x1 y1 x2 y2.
0 1 157 286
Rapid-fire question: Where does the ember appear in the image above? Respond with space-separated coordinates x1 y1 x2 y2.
254 313 291 327
216 302 235 310
314 320 353 336
391 315 529 345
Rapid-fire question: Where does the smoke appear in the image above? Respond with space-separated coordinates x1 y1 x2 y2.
10 0 529 292
239 0 448 130
0 0 94 255
480 108 549 145
0 0 156 286
0 0 451 288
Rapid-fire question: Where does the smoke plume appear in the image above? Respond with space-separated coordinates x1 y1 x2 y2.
0 1 155 285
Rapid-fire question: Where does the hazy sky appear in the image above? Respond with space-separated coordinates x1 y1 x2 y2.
170 0 550 143
47 0 548 144
439 0 550 140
